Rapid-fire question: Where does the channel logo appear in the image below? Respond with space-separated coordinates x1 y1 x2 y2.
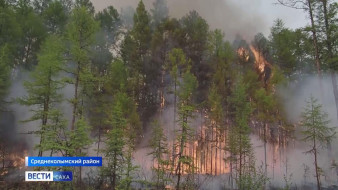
25 171 72 181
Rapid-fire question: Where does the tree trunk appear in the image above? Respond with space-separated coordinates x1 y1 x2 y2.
307 0 322 80
97 126 101 157
112 154 117 190
314 146 321 190
71 64 80 131
172 80 177 169
264 122 267 176
321 0 338 121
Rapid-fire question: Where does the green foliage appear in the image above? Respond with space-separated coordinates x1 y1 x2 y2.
18 35 64 156
66 5 99 130
148 120 170 189
95 6 120 34
42 0 68 34
175 66 197 189
167 48 190 90
226 77 256 189
104 60 128 95
74 0 94 15
14 1 47 67
39 109 68 156
236 165 268 190
300 96 336 189
208 84 224 125
101 126 125 188
0 45 11 108
101 91 140 189
300 96 336 149
253 88 276 122
67 6 99 63
270 19 298 76
133 0 151 57
179 10 209 101
67 118 92 156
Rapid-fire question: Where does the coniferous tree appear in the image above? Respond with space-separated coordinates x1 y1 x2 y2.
166 48 188 173
42 0 68 34
16 0 47 66
121 0 153 122
18 35 64 156
101 91 140 190
148 120 170 189
175 66 197 190
226 78 253 189
0 45 10 110
300 96 336 190
65 6 99 131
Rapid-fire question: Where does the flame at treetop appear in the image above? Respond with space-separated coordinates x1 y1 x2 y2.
249 45 271 74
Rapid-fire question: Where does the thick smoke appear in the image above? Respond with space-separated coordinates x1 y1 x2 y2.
90 0 270 41
273 74 338 187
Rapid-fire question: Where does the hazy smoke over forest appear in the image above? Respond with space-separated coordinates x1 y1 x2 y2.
91 0 269 41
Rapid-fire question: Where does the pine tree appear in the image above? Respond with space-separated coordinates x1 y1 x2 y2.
300 96 336 190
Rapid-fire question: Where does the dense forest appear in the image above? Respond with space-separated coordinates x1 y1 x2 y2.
0 0 337 189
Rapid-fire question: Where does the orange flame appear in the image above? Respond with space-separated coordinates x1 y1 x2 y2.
249 45 271 73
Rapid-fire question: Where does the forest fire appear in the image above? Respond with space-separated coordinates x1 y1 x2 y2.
8 150 27 170
249 45 272 74
236 47 250 62
162 121 230 176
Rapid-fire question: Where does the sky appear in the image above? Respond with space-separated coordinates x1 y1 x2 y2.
90 0 309 40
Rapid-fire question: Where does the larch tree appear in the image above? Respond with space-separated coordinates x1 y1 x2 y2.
300 96 336 190
0 45 10 110
316 0 338 120
121 0 152 108
277 0 322 78
102 91 140 190
18 35 64 157
179 10 209 102
175 66 197 190
166 48 188 173
65 6 99 131
148 120 170 189
101 93 127 190
226 77 253 190
42 0 68 34
15 0 46 67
